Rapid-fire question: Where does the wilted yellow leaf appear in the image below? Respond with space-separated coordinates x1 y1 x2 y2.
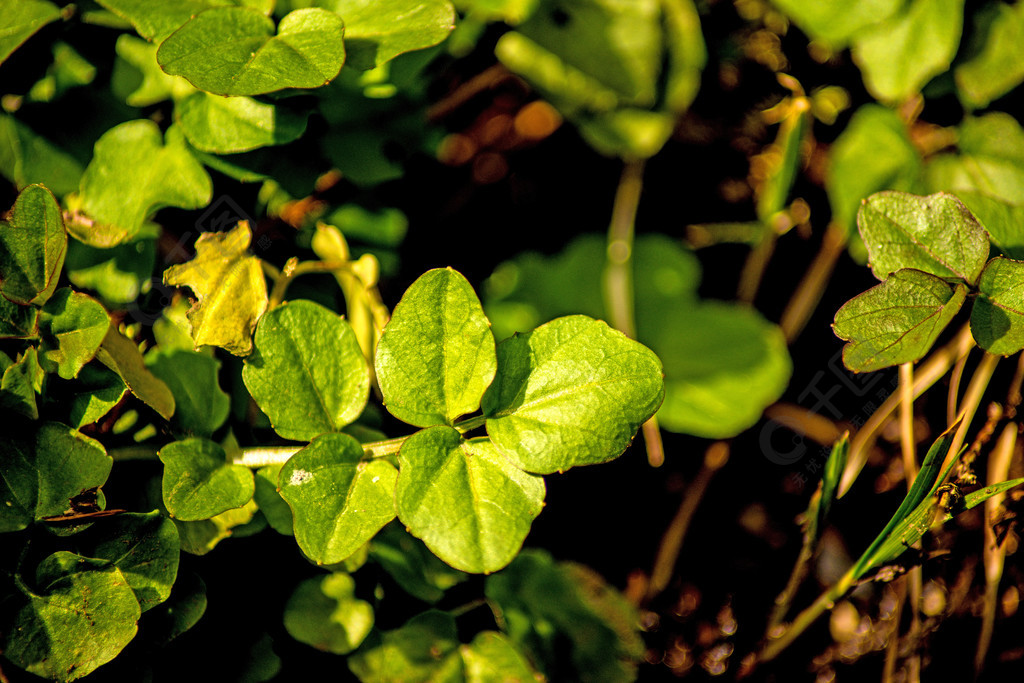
163 222 268 356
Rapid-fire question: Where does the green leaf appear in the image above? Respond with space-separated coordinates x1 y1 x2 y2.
347 610 460 682
485 549 644 683
0 296 39 338
369 523 467 603
971 257 1024 355
851 0 964 103
652 302 792 438
38 287 110 380
483 315 664 474
0 0 60 66
95 0 274 42
0 422 111 532
955 1 1024 109
174 498 258 554
145 348 230 436
112 34 194 106
68 364 127 428
833 269 967 373
253 464 293 535
809 433 848 543
955 192 1024 261
157 8 346 96
27 41 97 103
322 204 408 248
64 237 156 304
95 326 176 421
326 0 454 70
0 113 84 196
243 300 368 440
826 104 923 237
279 433 397 565
283 573 374 654
768 0 902 47
70 120 212 248
396 426 545 574
661 0 706 114
176 92 309 154
857 191 990 284
0 183 67 306
158 438 255 521
144 571 206 645
2 552 140 682
461 631 540 682
0 347 43 418
375 268 497 428
74 511 180 612
926 113 1024 205
163 221 269 356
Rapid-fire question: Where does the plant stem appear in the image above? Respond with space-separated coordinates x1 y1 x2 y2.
779 221 847 344
267 259 358 309
646 442 729 601
899 363 923 683
839 324 974 497
110 435 410 467
765 529 815 635
943 353 1000 473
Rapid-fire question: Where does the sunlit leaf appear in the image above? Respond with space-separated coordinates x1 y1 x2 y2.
95 325 176 421
1 552 140 682
279 433 397 565
176 92 309 154
971 257 1024 356
243 299 368 440
95 0 274 42
111 34 194 106
157 7 346 96
74 511 180 612
0 183 66 306
159 438 255 521
955 1 1024 109
397 427 545 574
70 120 212 248
857 191 990 284
38 287 110 380
375 268 496 428
327 0 455 70
163 221 268 356
283 573 374 654
483 315 663 474
851 0 964 103
0 0 59 66
64 237 156 304
768 0 902 47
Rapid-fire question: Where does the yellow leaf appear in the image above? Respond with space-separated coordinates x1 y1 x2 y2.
163 222 268 356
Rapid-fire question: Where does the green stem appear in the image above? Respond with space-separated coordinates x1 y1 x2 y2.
603 158 645 340
110 435 410 467
453 415 487 432
267 258 357 308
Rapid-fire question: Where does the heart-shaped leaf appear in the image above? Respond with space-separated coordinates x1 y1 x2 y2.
857 191 990 284
0 183 66 306
176 92 309 154
833 268 968 372
483 315 664 474
2 551 140 682
329 0 455 70
70 120 211 248
278 433 397 565
75 511 180 612
38 287 110 380
96 0 274 43
163 221 268 356
0 422 111 532
243 299 368 441
971 257 1024 355
396 426 545 574
283 573 374 654
159 438 254 521
375 268 497 428
157 7 346 96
